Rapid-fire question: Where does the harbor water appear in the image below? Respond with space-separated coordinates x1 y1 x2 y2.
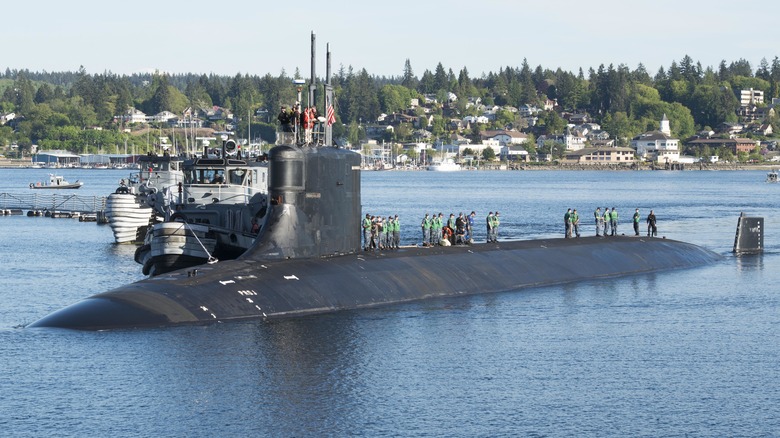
1 167 778 436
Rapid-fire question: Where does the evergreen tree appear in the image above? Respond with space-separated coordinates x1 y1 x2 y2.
148 74 172 114
433 63 448 92
401 59 417 89
34 83 53 104
418 70 435 94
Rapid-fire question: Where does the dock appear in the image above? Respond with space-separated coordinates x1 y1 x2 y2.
0 192 108 222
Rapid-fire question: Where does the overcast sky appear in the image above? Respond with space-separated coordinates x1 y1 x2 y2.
6 0 779 78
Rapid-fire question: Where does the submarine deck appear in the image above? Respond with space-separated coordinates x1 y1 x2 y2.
29 236 721 330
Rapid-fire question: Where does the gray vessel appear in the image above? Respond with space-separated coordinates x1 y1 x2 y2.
29 34 722 330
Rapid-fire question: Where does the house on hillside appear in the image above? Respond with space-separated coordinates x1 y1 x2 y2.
152 111 178 123
630 114 680 163
481 130 528 146
0 112 16 125
118 108 147 124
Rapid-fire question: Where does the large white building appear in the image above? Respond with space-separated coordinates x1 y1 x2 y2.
740 88 764 106
630 114 680 163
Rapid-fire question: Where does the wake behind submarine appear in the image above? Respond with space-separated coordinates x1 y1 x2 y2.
29 36 722 331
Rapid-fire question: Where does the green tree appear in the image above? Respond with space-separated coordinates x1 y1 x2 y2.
34 83 53 104
379 84 408 114
147 74 172 114
433 62 448 93
602 111 635 146
540 110 566 134
481 146 496 161
401 59 417 90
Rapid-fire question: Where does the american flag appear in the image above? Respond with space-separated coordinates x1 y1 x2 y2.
326 103 336 126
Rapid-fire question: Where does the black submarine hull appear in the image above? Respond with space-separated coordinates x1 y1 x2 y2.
29 236 721 330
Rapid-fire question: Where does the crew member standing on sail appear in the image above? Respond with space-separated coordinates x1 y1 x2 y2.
564 208 572 238
303 106 317 144
278 106 292 132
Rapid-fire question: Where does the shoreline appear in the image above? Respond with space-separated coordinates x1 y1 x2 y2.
1 159 777 171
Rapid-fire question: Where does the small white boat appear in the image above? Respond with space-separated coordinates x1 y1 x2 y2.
767 170 778 183
427 159 462 172
29 174 83 189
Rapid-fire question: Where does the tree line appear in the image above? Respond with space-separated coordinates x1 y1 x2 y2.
1 55 779 157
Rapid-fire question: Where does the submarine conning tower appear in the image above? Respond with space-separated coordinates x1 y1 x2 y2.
242 144 362 260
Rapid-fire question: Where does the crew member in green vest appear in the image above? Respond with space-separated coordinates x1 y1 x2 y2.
594 207 602 237
393 214 400 248
432 213 442 246
362 213 371 250
486 212 495 242
603 207 611 236
633 208 641 236
421 213 431 246
386 216 394 248
610 207 618 236
491 211 500 242
571 209 580 238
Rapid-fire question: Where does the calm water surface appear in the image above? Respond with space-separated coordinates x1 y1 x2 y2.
1 167 778 437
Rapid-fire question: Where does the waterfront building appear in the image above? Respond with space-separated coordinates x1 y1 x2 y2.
630 114 680 163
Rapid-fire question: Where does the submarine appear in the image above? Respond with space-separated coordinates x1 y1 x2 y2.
29 35 722 331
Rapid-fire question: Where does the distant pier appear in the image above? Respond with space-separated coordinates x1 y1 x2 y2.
0 192 107 222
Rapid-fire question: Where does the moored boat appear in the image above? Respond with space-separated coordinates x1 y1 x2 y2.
427 159 461 172
133 141 269 275
105 154 185 243
29 174 83 189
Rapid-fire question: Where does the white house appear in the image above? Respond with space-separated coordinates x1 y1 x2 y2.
151 111 178 123
630 114 680 163
518 104 540 117
458 141 500 158
501 145 529 161
481 130 528 146
119 108 147 124
0 112 16 125
463 115 490 125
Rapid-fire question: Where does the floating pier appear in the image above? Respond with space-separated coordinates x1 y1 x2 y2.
1 192 107 221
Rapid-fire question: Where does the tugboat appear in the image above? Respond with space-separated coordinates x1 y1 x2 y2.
29 174 83 189
134 139 269 276
104 154 185 243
